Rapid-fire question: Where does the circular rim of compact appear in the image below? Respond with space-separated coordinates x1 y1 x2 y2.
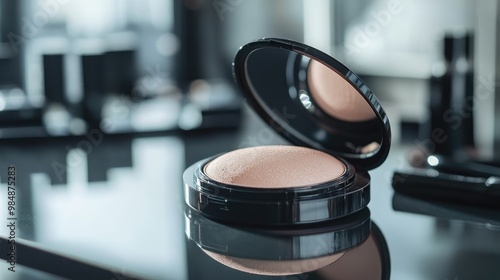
184 155 370 226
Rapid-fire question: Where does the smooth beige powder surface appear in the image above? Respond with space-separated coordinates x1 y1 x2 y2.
204 145 345 188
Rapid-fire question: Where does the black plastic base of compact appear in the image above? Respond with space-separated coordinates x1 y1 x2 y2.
184 156 371 226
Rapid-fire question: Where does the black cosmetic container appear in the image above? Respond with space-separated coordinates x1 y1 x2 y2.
183 38 391 226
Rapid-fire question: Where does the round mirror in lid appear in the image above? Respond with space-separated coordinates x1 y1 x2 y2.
233 38 391 170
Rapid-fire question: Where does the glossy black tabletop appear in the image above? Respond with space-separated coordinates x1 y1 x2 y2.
1 108 499 280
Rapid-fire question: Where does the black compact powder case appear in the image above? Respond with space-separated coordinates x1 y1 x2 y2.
183 38 391 226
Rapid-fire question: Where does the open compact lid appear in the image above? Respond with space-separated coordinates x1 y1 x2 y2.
233 38 391 170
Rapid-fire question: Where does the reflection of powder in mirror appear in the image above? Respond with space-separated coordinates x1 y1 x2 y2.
203 249 345 276
317 235 382 280
360 142 380 154
308 60 376 122
204 145 345 188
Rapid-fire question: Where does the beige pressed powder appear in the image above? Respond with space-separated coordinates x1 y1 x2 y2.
204 145 346 188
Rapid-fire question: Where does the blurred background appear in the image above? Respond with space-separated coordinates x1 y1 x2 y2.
0 0 498 152
0 0 499 279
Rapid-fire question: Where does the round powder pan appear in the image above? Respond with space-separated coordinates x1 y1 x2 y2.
184 38 391 226
184 149 370 225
